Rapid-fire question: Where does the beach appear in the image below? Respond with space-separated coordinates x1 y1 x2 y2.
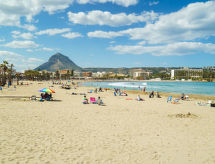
1 81 215 164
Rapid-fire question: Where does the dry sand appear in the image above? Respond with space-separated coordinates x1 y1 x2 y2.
1 81 215 164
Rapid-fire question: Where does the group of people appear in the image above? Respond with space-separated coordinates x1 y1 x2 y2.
180 93 189 100
149 91 161 98
40 92 52 101
114 88 128 96
82 96 104 105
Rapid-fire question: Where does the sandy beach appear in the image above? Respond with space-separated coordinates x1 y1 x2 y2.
1 81 215 164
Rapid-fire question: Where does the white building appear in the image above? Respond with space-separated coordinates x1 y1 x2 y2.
171 70 175 79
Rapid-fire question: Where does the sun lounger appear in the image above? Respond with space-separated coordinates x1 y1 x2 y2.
172 98 180 104
167 96 172 103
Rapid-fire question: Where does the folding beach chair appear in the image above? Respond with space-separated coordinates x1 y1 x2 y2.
167 96 172 103
90 97 97 104
172 98 180 104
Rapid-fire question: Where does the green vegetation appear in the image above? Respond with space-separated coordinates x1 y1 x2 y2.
0 61 15 86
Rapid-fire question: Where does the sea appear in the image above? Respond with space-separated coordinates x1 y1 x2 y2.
81 81 215 96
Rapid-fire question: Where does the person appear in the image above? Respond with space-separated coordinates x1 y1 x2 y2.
149 91 154 98
143 87 146 92
44 92 49 99
185 95 189 100
96 96 104 105
83 95 88 104
99 87 103 92
40 93 45 101
156 92 161 98
94 88 97 93
114 91 117 96
137 95 143 101
121 91 128 96
181 93 185 100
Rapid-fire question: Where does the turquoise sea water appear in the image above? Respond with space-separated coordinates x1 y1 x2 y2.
81 81 215 96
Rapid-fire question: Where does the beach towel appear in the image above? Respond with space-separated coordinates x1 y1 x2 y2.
90 97 97 104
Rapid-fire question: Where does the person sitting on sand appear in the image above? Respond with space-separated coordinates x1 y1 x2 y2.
40 93 45 101
185 95 189 100
96 96 104 105
149 91 154 98
156 92 161 98
99 87 103 92
122 91 128 96
181 93 185 100
137 95 144 101
82 95 88 104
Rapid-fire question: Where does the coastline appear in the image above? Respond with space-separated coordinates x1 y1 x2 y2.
79 80 215 101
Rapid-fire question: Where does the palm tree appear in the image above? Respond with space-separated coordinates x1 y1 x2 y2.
15 72 21 85
0 61 9 86
8 64 14 85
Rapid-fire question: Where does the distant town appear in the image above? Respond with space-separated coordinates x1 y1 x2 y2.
1 60 215 86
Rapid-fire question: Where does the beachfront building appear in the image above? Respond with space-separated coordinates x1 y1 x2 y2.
174 67 203 80
92 72 106 78
58 69 73 79
73 71 81 77
132 69 152 80
171 70 175 79
82 72 92 77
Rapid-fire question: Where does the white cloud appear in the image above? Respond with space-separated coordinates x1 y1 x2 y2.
4 40 39 48
12 31 35 40
88 1 215 44
68 10 158 27
138 41 147 45
0 50 44 71
149 1 159 6
27 57 43 63
124 1 215 43
21 24 37 31
41 47 54 51
0 0 137 28
35 28 71 36
26 49 33 52
77 0 138 7
88 31 124 38
0 50 21 58
109 42 215 56
62 32 83 39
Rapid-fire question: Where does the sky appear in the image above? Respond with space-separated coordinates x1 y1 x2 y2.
0 0 215 71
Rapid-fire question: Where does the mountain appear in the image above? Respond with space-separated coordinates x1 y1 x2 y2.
35 53 82 72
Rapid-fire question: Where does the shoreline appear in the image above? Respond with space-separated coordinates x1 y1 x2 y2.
79 80 215 101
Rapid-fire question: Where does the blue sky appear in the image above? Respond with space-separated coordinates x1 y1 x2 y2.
0 0 214 71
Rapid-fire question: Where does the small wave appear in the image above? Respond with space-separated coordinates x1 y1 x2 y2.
108 82 146 88
142 82 147 86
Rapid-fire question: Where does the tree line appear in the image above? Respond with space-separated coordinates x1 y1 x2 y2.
0 61 16 86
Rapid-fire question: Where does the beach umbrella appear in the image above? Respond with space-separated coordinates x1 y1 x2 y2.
39 88 55 93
